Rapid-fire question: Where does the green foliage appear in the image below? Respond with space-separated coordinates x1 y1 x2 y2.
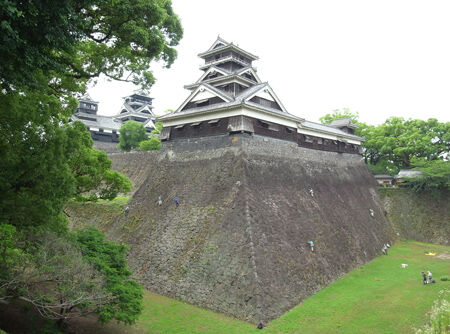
0 89 77 229
139 137 162 151
69 122 131 201
407 159 450 192
415 289 449 334
118 121 148 151
151 121 164 135
319 108 360 125
360 117 449 170
1 0 183 91
0 224 26 283
75 227 143 324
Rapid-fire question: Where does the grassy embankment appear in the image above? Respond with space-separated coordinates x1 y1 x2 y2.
132 240 449 334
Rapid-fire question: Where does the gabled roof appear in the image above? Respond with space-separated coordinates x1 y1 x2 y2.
204 36 230 52
185 74 257 91
236 67 261 83
198 38 259 61
125 89 152 99
161 81 301 123
242 83 288 113
195 66 230 84
175 83 233 113
78 93 98 104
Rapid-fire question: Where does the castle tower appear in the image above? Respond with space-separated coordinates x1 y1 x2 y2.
159 38 363 155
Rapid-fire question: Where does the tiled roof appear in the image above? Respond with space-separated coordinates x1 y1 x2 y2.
395 170 423 179
300 121 364 141
374 174 394 179
329 118 358 128
72 113 121 130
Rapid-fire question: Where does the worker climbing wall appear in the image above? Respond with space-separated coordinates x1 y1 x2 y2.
83 134 394 324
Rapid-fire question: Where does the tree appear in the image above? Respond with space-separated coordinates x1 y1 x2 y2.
151 121 164 135
69 122 131 201
407 159 450 192
139 137 162 151
0 0 181 328
19 233 112 327
118 121 148 152
75 227 143 324
319 108 360 126
1 0 183 91
360 117 450 170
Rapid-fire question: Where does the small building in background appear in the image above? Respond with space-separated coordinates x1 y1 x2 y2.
374 174 394 186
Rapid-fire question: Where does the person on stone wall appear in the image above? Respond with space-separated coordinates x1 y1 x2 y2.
157 195 162 206
125 206 129 215
309 188 314 197
174 196 179 206
307 241 314 252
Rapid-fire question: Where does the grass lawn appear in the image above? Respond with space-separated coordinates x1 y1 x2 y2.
133 241 449 334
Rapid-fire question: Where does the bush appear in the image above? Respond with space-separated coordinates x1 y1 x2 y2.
139 137 161 151
441 277 449 281
415 289 449 334
118 121 148 152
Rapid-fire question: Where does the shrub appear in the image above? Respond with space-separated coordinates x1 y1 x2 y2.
139 137 161 151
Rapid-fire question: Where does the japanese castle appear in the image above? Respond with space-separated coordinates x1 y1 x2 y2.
72 91 156 143
159 37 363 154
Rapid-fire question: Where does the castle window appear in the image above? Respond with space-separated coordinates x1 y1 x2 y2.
317 138 323 144
191 122 201 127
305 135 313 143
175 124 184 130
285 127 294 134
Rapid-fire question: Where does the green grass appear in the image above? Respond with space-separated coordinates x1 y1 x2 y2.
132 241 449 334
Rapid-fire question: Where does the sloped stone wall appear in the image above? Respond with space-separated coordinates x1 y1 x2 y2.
379 188 449 245
77 134 393 323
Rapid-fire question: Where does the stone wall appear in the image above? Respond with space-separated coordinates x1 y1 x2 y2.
74 134 393 323
379 188 449 245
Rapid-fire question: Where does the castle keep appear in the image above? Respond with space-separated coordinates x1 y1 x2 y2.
159 37 362 154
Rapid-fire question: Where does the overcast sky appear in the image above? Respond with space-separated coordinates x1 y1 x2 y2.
88 0 450 125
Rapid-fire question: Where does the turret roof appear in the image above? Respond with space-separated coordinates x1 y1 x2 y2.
198 37 259 61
